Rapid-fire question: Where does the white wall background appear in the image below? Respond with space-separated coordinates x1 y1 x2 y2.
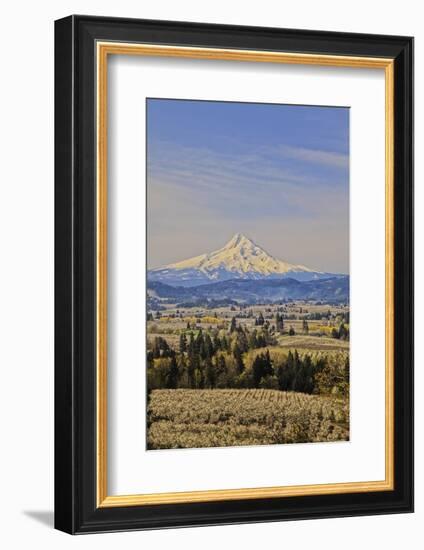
0 0 420 547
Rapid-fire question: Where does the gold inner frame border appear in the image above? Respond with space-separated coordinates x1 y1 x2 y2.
96 42 394 508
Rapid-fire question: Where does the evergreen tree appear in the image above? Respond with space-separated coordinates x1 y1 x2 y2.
152 336 171 358
204 333 214 358
195 329 204 355
252 350 273 387
237 329 249 353
252 355 263 387
233 343 244 374
230 316 237 333
302 354 314 393
179 333 187 353
285 350 295 388
331 327 340 339
178 354 188 387
194 365 205 389
167 355 179 389
339 322 348 340
212 333 220 352
294 349 300 367
215 355 227 387
205 356 216 389
264 349 273 377
188 332 195 354
221 335 229 351
291 350 302 391
286 350 294 367
276 359 290 391
187 343 199 388
275 312 284 333
146 350 154 369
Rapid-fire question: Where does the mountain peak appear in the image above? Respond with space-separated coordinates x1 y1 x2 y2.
224 233 255 249
152 233 318 284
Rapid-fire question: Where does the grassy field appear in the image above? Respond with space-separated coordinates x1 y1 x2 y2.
146 300 349 449
147 389 349 450
276 334 349 351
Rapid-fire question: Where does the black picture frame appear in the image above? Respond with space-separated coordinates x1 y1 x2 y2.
55 15 414 534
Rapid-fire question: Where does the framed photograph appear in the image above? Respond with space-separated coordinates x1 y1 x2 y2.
54 15 413 534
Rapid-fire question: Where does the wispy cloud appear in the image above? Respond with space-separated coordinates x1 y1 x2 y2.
148 140 347 197
147 137 348 220
279 145 349 169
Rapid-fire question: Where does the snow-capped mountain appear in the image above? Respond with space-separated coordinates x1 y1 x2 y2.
148 233 342 287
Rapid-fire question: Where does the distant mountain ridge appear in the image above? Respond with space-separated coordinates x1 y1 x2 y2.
148 233 344 287
147 275 349 306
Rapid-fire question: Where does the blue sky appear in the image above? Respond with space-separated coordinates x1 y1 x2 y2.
147 98 349 273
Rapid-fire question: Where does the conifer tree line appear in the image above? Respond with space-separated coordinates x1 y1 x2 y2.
147 317 349 396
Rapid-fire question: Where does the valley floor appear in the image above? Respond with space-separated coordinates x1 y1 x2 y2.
146 300 349 450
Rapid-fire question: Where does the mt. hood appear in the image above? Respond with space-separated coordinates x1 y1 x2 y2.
148 233 342 287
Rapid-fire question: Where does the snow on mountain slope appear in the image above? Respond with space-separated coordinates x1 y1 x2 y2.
165 233 314 276
148 234 333 287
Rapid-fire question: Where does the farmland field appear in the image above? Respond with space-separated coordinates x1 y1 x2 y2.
147 388 349 449
146 299 350 449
